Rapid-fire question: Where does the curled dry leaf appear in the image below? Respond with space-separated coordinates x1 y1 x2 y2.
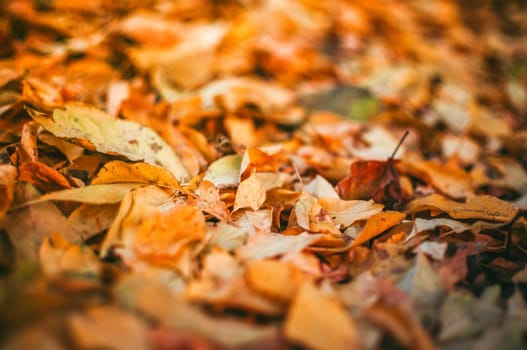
0 165 17 220
192 180 228 220
352 211 406 247
39 132 85 163
319 197 384 228
18 161 73 192
399 156 473 199
304 174 340 199
405 194 518 222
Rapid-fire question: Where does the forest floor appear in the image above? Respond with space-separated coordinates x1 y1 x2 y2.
1 1 527 349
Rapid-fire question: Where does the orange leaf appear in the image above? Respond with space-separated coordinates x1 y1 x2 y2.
352 211 406 247
18 161 72 192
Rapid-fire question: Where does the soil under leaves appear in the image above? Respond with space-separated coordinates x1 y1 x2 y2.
1 1 527 349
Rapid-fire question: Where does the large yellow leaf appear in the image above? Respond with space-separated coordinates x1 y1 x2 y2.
91 160 182 191
29 104 189 181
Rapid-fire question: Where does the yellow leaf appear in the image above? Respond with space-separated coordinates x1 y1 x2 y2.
233 172 266 212
24 183 143 205
92 160 182 190
245 260 305 302
29 104 189 181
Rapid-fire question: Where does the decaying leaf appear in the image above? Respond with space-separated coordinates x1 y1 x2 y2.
2 1 527 349
28 104 190 181
405 194 518 222
336 158 404 208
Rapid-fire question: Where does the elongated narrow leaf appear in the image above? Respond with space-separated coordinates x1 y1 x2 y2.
25 183 143 205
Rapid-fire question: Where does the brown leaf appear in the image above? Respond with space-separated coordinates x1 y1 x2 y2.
336 159 404 208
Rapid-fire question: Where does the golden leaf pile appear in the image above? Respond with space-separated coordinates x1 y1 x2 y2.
1 1 527 349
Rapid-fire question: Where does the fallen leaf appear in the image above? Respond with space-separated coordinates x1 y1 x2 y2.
336 158 404 208
285 281 362 350
39 233 102 279
352 211 406 247
18 161 72 192
28 104 190 181
245 259 305 302
24 183 143 206
319 197 384 228
233 172 266 212
68 306 150 350
133 204 205 266
91 160 182 190
115 275 278 348
0 165 17 220
405 194 518 222
236 232 323 261
202 154 242 189
100 185 174 258
304 175 340 199
208 222 248 252
399 156 473 199
192 180 228 220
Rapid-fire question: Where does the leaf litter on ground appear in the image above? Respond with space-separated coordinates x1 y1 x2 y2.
1 1 527 349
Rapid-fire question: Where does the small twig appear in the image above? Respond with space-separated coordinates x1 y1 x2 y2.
390 130 409 160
